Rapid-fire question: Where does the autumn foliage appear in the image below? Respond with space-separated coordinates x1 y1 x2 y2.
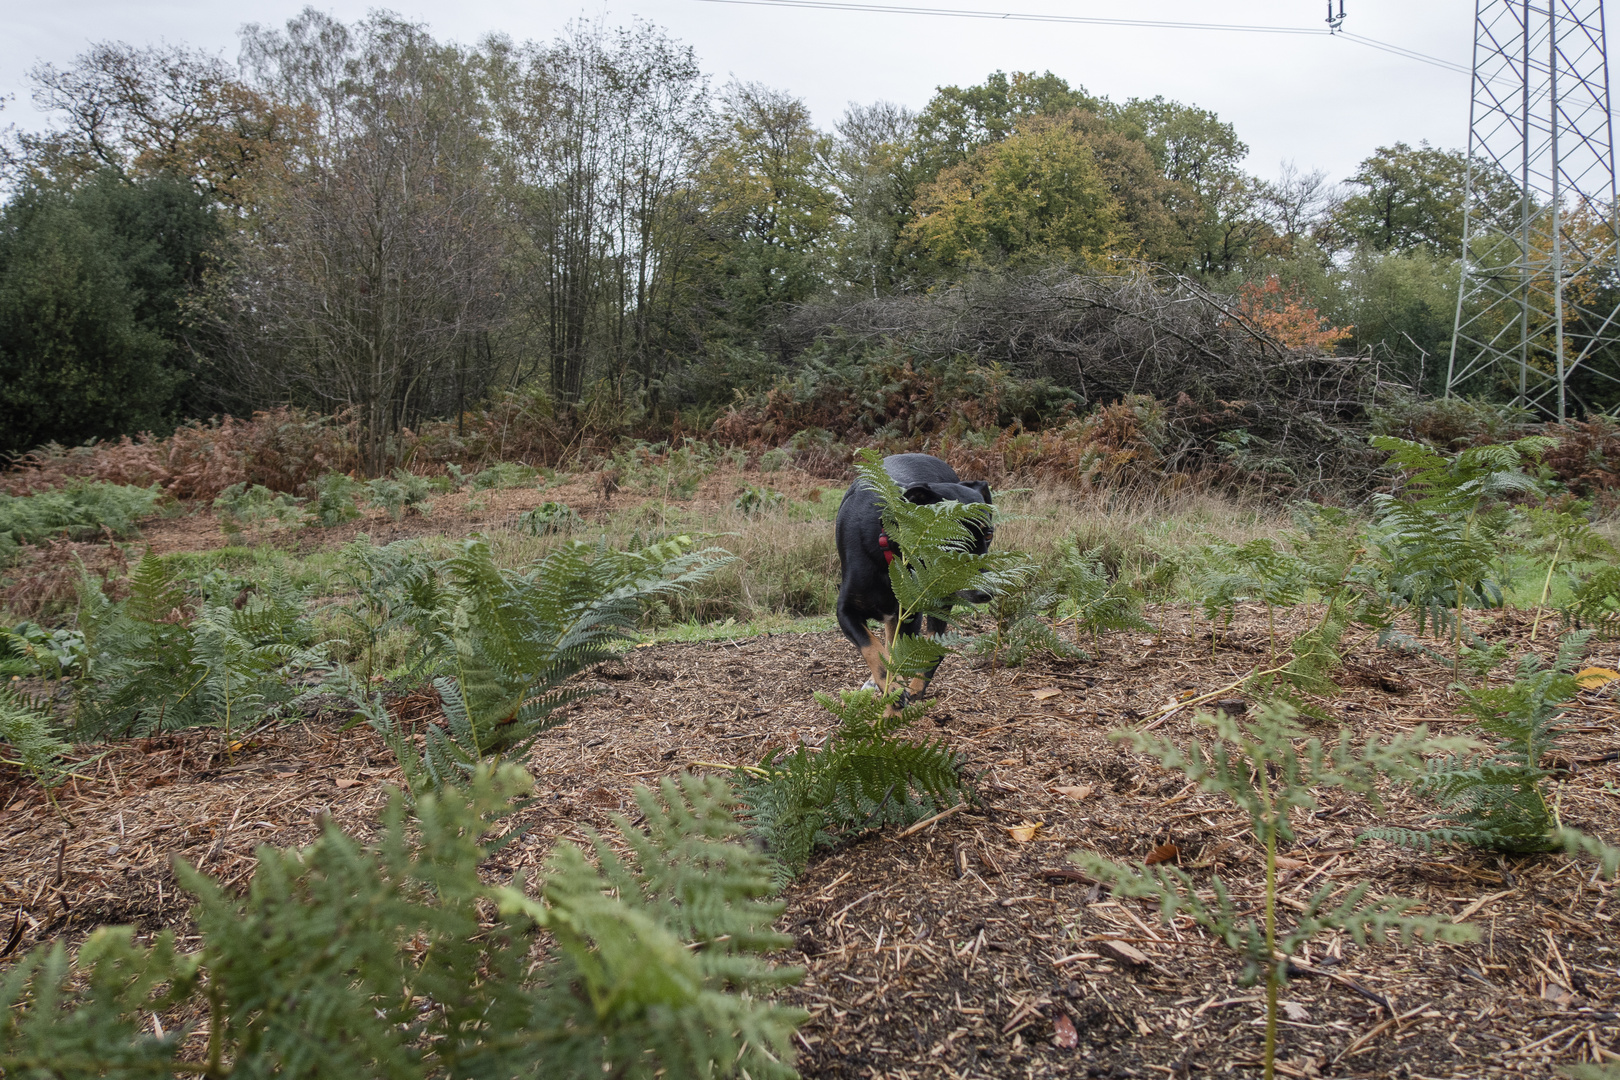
1229 276 1352 352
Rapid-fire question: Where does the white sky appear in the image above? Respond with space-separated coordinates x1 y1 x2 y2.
1 1 1502 184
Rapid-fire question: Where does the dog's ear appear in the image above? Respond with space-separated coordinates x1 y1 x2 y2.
965 480 992 503
902 484 944 505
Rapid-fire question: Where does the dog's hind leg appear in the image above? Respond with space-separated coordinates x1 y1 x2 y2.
839 598 891 693
906 615 950 701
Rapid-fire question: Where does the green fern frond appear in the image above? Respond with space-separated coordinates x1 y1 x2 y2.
0 689 69 790
1370 632 1597 855
1056 542 1150 637
0 764 804 1079
348 536 731 793
738 689 968 880
1565 565 1620 639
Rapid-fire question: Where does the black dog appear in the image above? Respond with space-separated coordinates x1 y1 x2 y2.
834 453 994 705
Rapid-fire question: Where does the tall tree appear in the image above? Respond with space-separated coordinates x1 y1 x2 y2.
904 118 1123 271
488 19 710 405
223 10 504 470
1032 111 1186 266
1105 96 1254 274
1331 142 1470 257
701 82 836 352
16 42 302 208
1255 161 1340 259
911 70 1095 179
829 101 916 297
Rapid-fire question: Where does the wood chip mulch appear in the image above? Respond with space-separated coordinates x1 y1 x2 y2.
3 605 1619 1079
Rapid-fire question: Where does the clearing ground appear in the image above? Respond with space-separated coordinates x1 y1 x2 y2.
2 486 1619 1078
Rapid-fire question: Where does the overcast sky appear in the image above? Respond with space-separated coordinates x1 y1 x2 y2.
2 1 1495 184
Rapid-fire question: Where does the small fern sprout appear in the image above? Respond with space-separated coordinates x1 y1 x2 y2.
190 601 321 762
732 485 784 517
1516 503 1615 641
0 686 71 813
735 688 969 882
1370 434 1555 675
1566 564 1620 641
1232 539 1306 662
1365 631 1619 860
516 501 582 535
307 472 362 528
1054 541 1150 650
1188 538 1306 660
71 555 321 740
347 535 733 794
963 570 1081 668
1075 703 1476 1080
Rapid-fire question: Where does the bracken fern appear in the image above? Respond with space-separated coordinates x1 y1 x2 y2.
737 689 968 881
1365 632 1591 853
353 536 732 793
0 765 805 1080
1077 703 1475 1080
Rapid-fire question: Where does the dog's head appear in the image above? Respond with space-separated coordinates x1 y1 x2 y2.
901 479 995 602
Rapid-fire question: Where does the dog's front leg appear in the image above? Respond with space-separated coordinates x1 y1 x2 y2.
858 615 900 692
858 637 888 692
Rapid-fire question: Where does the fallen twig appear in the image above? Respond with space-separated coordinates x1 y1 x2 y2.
1334 1001 1429 1062
896 802 967 838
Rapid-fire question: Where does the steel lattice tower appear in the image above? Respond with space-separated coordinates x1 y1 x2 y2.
1446 0 1620 419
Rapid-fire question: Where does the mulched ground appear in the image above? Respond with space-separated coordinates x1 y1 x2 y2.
2 605 1618 1078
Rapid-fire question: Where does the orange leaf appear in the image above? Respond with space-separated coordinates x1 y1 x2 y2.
334 778 363 789
1032 688 1062 701
1576 667 1620 690
1052 784 1095 801
1007 822 1044 843
1144 843 1179 865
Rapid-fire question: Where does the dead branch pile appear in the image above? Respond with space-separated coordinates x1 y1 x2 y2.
787 268 1380 492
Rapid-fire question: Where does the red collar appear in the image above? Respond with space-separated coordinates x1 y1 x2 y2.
878 532 897 564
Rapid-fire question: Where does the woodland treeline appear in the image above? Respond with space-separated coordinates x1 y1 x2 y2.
0 8 1598 466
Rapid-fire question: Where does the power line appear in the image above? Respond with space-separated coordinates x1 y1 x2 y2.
689 0 1472 75
691 0 1322 35
1338 31 1470 75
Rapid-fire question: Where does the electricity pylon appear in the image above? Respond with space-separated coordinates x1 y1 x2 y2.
1446 0 1620 420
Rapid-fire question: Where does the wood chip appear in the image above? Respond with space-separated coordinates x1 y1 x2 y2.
1099 939 1151 966
1451 888 1514 924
